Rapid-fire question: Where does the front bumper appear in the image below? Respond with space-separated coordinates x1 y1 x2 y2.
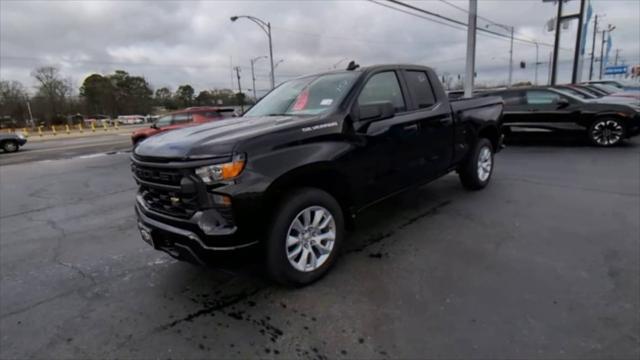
135 196 258 261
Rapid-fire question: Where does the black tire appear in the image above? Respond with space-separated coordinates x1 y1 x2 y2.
2 140 19 153
265 187 344 286
458 138 494 190
588 117 626 147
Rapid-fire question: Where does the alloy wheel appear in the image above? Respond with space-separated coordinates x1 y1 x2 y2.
477 146 492 182
591 120 624 146
286 205 336 272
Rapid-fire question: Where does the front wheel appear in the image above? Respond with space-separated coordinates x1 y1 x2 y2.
588 118 625 147
2 140 19 153
458 138 494 190
266 188 344 286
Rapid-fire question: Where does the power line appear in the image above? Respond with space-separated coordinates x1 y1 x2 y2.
376 0 565 50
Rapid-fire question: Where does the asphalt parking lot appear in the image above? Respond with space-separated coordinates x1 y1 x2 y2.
0 135 638 359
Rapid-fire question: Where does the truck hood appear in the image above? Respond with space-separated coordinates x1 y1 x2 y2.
134 115 323 160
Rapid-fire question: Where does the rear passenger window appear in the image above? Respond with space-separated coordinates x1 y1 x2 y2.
405 71 436 109
358 71 406 112
502 91 525 105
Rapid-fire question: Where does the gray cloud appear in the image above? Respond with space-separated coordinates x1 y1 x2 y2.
1 0 638 95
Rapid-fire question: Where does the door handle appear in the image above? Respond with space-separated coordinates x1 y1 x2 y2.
403 124 419 132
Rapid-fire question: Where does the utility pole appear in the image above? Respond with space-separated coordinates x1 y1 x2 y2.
26 99 34 128
550 0 563 85
463 0 477 98
507 26 514 87
250 56 267 102
234 66 244 113
571 0 586 84
534 41 540 85
588 14 598 80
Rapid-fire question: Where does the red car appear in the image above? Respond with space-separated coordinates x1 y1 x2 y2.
131 107 235 146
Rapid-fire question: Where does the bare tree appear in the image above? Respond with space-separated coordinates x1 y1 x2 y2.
31 66 71 124
0 80 29 127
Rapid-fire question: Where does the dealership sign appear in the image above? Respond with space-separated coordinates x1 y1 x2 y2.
604 65 628 75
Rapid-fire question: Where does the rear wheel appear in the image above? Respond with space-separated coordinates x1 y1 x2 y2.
458 138 494 190
265 188 344 286
2 140 19 153
588 118 625 147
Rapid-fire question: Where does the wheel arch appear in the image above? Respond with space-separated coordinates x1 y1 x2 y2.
477 125 500 151
264 162 354 227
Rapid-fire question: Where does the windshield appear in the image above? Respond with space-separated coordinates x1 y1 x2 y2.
244 72 359 117
555 87 590 99
591 84 619 94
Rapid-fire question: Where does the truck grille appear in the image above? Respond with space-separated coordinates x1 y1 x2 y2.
141 186 198 218
131 164 182 186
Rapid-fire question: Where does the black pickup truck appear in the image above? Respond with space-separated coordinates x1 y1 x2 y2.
131 64 503 285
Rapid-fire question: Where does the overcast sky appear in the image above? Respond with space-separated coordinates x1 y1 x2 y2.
1 0 638 96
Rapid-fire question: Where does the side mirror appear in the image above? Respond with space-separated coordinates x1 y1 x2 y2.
358 101 395 122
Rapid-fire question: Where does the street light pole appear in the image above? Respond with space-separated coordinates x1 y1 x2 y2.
485 22 514 87
270 59 284 84
588 14 598 80
463 0 477 98
534 41 539 85
250 56 267 101
230 15 275 89
599 24 615 79
508 26 514 87
550 0 563 85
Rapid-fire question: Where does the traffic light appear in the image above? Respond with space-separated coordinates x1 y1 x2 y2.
520 61 526 69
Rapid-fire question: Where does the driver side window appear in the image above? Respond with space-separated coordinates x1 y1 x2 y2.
358 71 406 112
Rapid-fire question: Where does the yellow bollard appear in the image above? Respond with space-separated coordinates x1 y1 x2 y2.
38 126 43 137
78 123 83 133
114 121 119 130
22 128 29 138
52 125 57 136
102 122 108 131
91 121 96 132
65 124 70 134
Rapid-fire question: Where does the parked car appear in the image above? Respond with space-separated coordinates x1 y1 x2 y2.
583 80 640 91
131 64 504 286
482 87 640 146
131 107 235 146
0 133 27 153
117 115 145 124
553 85 640 105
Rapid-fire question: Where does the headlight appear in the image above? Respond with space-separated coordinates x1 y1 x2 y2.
17 134 25 139
195 153 246 184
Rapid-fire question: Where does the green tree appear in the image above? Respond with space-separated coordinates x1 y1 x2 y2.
80 74 114 115
154 87 176 109
107 70 153 115
175 84 194 108
195 90 214 106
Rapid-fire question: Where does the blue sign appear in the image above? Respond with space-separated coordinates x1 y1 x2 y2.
604 65 628 75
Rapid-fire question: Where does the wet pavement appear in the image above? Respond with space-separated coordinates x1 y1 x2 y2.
0 136 638 359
